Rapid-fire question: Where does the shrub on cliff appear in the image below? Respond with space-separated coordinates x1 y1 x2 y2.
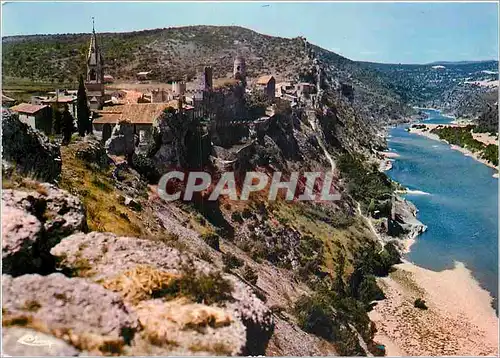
414 298 428 310
242 265 258 285
222 252 243 271
337 153 394 208
357 275 385 306
201 232 220 251
130 153 161 184
294 291 368 356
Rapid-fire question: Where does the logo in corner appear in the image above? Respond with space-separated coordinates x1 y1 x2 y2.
17 333 55 351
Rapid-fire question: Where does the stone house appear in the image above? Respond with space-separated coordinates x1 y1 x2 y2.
256 75 276 100
10 103 52 134
93 102 194 143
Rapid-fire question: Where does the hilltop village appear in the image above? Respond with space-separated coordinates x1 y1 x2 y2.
3 24 331 157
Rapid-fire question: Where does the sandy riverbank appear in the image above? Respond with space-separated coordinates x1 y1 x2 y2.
409 124 498 173
369 261 498 356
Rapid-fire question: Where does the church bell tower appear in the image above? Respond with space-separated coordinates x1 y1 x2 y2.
85 18 105 110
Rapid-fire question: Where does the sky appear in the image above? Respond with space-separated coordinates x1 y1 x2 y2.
1 1 498 64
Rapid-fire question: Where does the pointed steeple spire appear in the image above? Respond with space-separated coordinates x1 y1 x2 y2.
86 17 104 84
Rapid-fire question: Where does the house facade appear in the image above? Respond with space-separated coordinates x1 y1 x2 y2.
256 75 276 100
10 103 52 134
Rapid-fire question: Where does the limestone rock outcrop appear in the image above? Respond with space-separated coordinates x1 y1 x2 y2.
105 121 135 157
2 185 87 275
2 327 80 356
2 111 62 182
2 273 140 354
74 136 110 168
388 196 427 239
50 232 274 355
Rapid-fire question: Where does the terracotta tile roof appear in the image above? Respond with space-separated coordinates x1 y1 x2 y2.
10 103 49 114
93 102 194 125
256 75 275 85
119 103 171 124
93 113 122 124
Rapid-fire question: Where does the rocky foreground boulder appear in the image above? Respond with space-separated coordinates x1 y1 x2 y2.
50 232 275 355
2 273 140 355
2 185 87 275
2 111 62 182
2 327 79 356
2 194 274 356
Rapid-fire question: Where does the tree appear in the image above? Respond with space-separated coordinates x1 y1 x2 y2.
333 252 347 297
61 104 75 145
77 74 91 136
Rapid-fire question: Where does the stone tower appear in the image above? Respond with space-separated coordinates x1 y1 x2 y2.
203 66 213 90
85 18 105 110
233 56 246 84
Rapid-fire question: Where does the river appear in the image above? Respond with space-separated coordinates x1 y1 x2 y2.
386 109 498 303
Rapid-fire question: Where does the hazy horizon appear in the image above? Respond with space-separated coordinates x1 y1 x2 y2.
1 1 498 64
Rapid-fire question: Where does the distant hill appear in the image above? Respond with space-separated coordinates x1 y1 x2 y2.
361 60 499 105
426 60 497 66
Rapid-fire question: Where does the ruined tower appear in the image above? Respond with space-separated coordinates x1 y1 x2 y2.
233 56 246 84
202 66 213 90
85 18 105 110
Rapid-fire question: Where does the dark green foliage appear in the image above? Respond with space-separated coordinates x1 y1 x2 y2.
381 242 402 267
222 252 243 271
351 242 400 278
333 252 347 298
337 152 395 209
242 265 258 285
297 235 325 280
60 105 74 145
201 232 220 251
431 125 498 166
77 74 91 136
431 125 484 153
130 153 161 183
347 243 398 309
244 91 269 118
482 144 498 166
231 211 243 223
357 275 385 306
294 290 369 356
414 298 428 310
52 107 62 135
